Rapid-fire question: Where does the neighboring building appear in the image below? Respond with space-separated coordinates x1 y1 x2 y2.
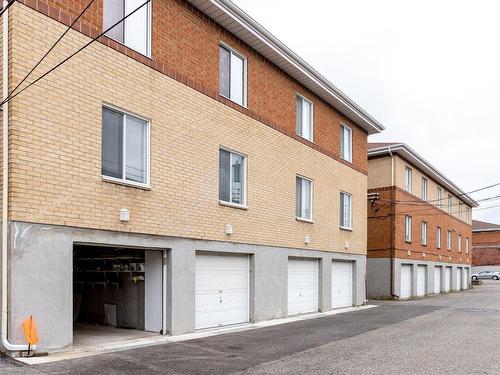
367 143 477 299
0 1 384 350
472 220 500 272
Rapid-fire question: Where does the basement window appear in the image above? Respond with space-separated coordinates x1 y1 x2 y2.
102 106 150 187
104 0 152 57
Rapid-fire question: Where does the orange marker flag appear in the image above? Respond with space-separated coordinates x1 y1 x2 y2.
23 316 39 346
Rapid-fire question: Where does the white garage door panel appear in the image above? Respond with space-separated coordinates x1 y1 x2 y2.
331 261 353 309
444 267 451 292
457 268 462 290
434 267 441 294
462 269 468 289
195 254 249 330
400 265 412 299
288 259 319 316
417 266 426 297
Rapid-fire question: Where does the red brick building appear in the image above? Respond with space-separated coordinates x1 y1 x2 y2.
472 220 500 272
367 143 477 299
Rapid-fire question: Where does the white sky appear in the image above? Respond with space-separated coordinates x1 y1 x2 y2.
233 0 500 224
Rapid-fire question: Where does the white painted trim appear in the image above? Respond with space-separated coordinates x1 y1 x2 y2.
296 175 313 221
219 42 248 108
219 147 247 207
296 93 314 142
339 123 353 163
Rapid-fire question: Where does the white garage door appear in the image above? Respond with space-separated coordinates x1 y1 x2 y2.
331 261 353 309
457 268 462 290
417 266 426 297
195 254 249 330
288 258 319 315
463 268 468 289
400 264 412 299
434 266 442 294
444 267 452 292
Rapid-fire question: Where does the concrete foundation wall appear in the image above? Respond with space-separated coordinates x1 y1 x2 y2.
6 221 366 350
367 257 471 299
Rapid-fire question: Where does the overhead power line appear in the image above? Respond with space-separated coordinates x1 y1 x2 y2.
0 0 16 18
0 0 151 108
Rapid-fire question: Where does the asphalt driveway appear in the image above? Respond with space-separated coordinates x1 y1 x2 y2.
2 281 500 374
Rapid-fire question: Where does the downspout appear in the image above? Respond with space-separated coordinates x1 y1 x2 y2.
388 147 396 298
2 0 33 352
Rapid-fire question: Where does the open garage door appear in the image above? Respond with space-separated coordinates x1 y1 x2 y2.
288 258 319 315
195 253 249 330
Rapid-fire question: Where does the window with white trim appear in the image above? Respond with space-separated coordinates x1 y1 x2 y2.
421 177 427 201
220 45 246 106
466 237 469 254
447 230 452 251
405 167 412 193
436 227 441 249
421 221 427 245
219 149 246 206
296 95 313 141
104 0 151 56
340 125 352 162
447 195 452 214
102 107 149 185
296 176 313 220
458 234 462 252
459 202 463 220
405 216 412 242
436 187 442 208
340 192 352 229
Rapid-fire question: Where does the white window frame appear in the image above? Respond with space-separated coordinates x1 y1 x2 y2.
405 167 412 193
447 230 452 251
458 234 462 253
340 124 352 163
421 177 427 201
340 192 353 230
104 0 152 57
296 175 313 222
219 42 248 108
436 227 441 249
421 221 427 246
101 104 151 188
466 237 469 254
447 195 452 214
405 215 412 243
296 94 314 142
219 147 248 208
459 202 463 220
436 187 442 208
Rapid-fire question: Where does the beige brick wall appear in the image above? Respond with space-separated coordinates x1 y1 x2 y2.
367 157 392 189
6 5 367 254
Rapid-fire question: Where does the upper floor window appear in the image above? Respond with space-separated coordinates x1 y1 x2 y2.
104 0 151 57
458 234 462 252
405 215 412 242
421 177 427 201
296 176 313 221
447 195 452 214
404 167 412 193
436 187 442 208
447 230 452 250
340 192 353 230
436 227 441 249
102 106 149 186
220 45 247 107
219 149 246 206
421 221 427 245
459 202 463 220
340 125 352 162
296 95 313 142
466 237 469 254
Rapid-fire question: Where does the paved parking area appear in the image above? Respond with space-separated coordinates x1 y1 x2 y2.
2 281 499 374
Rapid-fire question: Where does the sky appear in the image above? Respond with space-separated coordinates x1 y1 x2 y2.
233 0 500 224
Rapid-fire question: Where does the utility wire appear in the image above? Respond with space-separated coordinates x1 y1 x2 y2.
0 0 151 108
3 0 97 106
0 0 16 18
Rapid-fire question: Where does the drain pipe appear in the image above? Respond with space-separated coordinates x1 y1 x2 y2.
388 146 396 298
2 0 33 352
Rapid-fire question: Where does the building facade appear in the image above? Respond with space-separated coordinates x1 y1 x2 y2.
0 0 384 350
472 220 500 273
367 143 477 299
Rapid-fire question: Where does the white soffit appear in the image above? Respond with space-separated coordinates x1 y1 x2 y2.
187 0 385 135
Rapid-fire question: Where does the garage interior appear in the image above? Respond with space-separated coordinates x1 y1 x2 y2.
73 244 164 348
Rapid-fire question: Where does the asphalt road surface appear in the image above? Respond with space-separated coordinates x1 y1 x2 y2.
2 281 499 374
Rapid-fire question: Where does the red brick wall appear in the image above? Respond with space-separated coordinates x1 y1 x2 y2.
472 230 500 266
18 0 368 174
368 186 472 265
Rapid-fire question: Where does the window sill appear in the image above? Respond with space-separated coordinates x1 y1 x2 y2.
340 226 353 232
219 94 247 110
340 157 352 164
296 217 313 224
102 176 151 190
405 240 412 244
219 201 248 210
296 134 314 143
106 35 152 60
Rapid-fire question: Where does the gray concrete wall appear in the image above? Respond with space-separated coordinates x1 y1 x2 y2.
472 265 500 273
368 257 472 299
5 221 366 350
